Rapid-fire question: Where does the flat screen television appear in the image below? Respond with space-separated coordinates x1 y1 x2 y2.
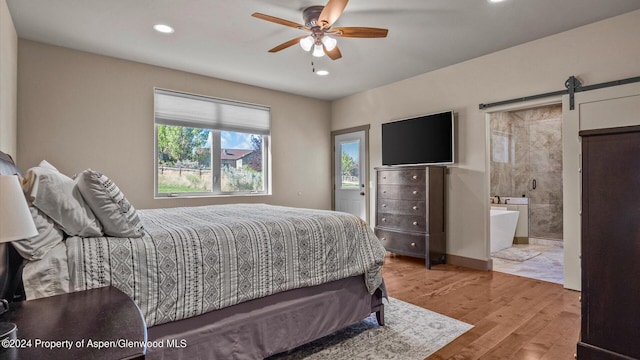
382 110 455 166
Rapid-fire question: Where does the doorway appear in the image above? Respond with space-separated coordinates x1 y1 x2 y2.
331 125 370 223
488 103 564 284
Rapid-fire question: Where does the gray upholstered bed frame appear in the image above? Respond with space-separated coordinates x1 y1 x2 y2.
148 276 384 359
0 151 385 359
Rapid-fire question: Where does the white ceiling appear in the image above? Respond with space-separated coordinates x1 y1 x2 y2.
7 0 640 100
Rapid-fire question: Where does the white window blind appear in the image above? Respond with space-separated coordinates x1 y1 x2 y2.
154 89 270 135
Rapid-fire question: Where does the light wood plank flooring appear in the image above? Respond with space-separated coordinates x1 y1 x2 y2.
382 254 581 360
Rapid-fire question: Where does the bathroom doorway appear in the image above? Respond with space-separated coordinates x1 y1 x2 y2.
488 103 564 284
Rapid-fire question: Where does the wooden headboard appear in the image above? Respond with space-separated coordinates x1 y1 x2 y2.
0 150 27 302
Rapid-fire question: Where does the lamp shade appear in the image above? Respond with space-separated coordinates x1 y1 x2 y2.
0 175 37 243
299 35 314 52
312 43 325 57
321 35 337 51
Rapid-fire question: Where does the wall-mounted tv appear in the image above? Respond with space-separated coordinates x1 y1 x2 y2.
382 110 455 166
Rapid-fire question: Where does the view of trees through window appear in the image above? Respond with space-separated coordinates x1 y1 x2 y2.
157 125 264 194
340 141 360 189
220 135 263 192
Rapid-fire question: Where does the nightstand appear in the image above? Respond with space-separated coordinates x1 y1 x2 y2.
0 286 146 360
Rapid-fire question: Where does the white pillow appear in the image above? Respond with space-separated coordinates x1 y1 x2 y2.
22 241 70 300
76 169 144 238
12 206 65 260
22 166 102 237
37 160 59 172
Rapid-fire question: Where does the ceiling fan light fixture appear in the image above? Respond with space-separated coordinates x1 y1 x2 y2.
312 43 325 57
252 1 388 62
321 35 337 51
300 35 314 52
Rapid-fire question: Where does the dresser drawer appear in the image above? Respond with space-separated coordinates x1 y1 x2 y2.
377 169 425 185
378 184 426 200
375 228 425 257
377 199 426 216
375 166 446 269
377 213 426 232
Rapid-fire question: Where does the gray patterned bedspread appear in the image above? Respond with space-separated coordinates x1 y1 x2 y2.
66 204 386 327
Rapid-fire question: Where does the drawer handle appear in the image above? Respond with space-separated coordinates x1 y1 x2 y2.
382 204 387 208
413 190 418 195
413 221 418 226
412 175 418 180
410 242 416 247
383 190 387 194
381 237 386 241
381 217 386 222
412 206 418 210
383 176 387 179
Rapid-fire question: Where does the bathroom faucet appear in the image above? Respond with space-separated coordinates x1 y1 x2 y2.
504 198 509 204
495 195 500 204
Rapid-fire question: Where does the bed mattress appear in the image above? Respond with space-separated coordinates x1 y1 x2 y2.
63 204 386 327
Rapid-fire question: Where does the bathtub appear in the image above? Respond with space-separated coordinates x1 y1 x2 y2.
490 208 519 252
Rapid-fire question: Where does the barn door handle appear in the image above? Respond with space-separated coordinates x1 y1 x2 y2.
532 179 537 190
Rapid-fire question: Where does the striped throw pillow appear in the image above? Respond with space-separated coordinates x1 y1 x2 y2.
77 169 144 237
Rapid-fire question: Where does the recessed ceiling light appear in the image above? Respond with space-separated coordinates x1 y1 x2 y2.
488 0 506 2
316 70 329 76
153 24 174 34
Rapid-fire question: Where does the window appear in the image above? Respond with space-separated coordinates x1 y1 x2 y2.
154 89 270 197
340 140 360 189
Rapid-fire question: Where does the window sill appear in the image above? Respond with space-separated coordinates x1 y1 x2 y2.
154 192 271 200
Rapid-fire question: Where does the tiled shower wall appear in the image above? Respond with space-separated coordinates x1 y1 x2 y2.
490 104 563 241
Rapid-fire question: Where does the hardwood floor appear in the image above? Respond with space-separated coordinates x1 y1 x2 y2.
382 254 581 360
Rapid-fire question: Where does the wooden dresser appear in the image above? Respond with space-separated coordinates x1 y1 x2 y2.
374 166 446 269
577 125 640 359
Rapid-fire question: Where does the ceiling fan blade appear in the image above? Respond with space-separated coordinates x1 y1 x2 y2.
268 36 305 53
332 27 388 38
252 13 307 30
324 45 342 60
318 0 348 29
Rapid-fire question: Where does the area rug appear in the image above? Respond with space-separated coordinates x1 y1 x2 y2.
267 298 473 360
491 247 541 261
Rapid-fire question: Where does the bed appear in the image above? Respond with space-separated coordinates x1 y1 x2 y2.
0 152 387 359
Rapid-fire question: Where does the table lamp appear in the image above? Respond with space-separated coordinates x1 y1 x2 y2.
0 175 38 343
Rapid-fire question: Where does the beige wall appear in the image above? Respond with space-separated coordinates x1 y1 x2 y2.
17 40 332 210
11 9 640 266
0 0 17 157
331 10 640 264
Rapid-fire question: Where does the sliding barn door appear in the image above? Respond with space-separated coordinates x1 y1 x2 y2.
562 82 640 290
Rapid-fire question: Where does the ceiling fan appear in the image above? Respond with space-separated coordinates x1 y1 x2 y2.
252 0 388 60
